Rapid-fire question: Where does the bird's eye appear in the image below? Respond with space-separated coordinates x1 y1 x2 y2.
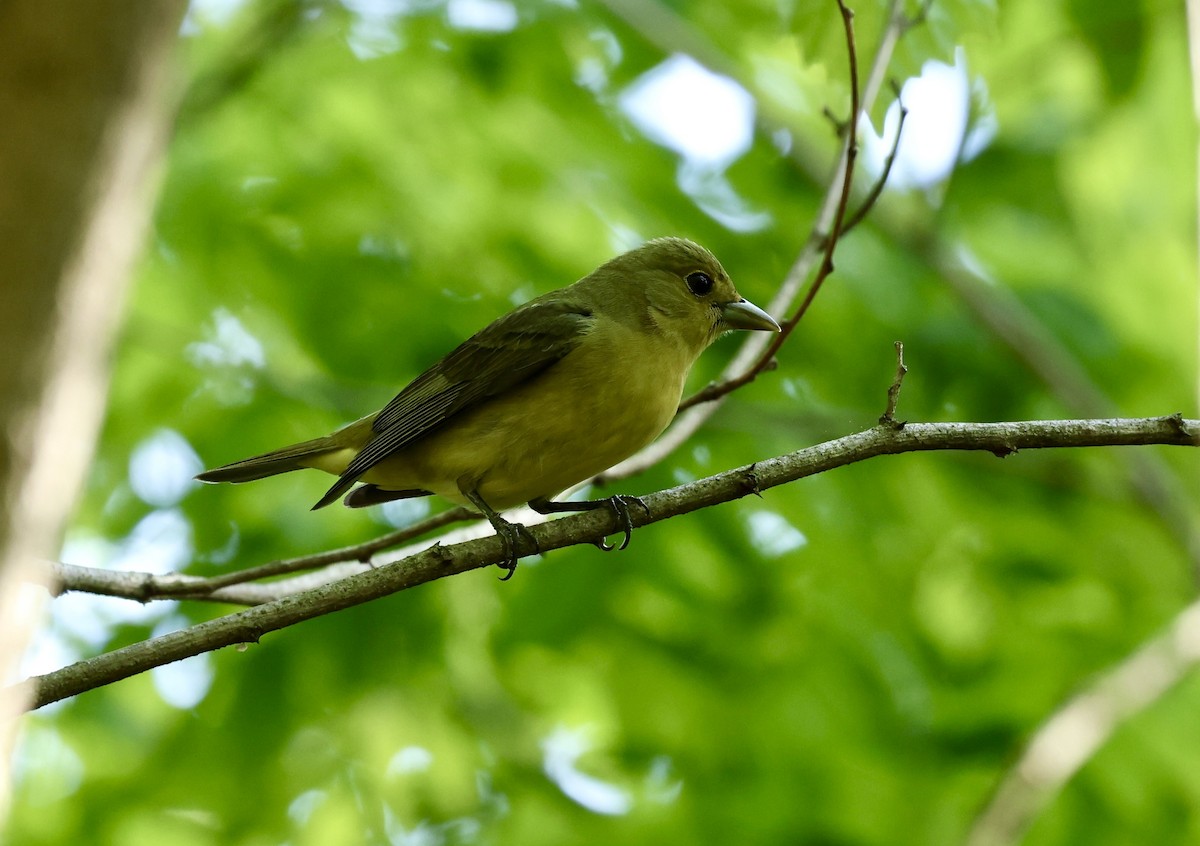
686 271 714 296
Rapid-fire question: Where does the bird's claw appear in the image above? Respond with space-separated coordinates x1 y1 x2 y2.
494 517 539 581
593 495 650 553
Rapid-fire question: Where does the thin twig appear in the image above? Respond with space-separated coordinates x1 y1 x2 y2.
880 340 908 424
595 0 918 485
50 506 478 601
844 81 907 234
899 0 934 34
677 0 862 412
52 507 504 606
87 504 472 597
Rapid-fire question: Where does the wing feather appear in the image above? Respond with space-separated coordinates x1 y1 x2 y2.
312 297 593 509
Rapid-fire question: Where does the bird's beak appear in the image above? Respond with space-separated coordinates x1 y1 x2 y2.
721 298 780 332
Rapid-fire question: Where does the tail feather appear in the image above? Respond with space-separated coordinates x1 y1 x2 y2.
196 436 337 484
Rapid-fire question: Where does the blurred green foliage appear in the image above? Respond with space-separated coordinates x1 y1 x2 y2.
7 0 1199 844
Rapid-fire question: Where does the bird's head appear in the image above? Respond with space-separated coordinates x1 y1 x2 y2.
593 237 779 354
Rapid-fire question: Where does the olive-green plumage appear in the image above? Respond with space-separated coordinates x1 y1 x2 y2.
196 237 779 572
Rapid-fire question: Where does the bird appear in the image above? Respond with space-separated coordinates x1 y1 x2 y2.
196 237 780 577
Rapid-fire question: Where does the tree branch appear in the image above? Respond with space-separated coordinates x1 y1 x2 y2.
959 7 1200 840
47 505 480 604
844 80 907 235
966 593 1200 846
933 246 1200 574
0 0 187 803
18 415 1199 711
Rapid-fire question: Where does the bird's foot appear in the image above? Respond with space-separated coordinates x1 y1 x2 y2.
491 515 540 581
528 494 650 553
594 495 651 552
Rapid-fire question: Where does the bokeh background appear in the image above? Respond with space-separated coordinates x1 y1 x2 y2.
8 0 1200 844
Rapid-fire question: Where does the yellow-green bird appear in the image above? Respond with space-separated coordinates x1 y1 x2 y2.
196 237 779 577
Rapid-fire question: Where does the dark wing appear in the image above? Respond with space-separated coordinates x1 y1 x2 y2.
312 297 594 509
